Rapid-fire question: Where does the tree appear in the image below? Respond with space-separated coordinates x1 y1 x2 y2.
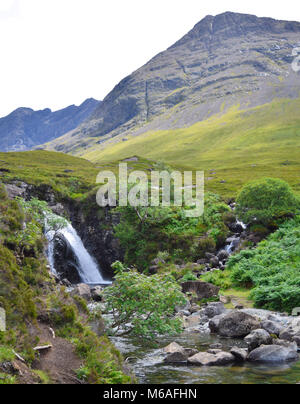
103 262 187 338
236 178 299 226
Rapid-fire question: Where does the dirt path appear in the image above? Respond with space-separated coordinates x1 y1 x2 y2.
33 324 84 384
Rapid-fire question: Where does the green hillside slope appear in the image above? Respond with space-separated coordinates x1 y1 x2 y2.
83 98 300 197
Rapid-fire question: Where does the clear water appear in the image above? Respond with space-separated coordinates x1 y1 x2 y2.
112 332 300 384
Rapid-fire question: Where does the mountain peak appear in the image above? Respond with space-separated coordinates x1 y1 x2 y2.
171 11 300 48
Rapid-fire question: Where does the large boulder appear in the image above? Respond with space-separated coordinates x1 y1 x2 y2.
90 286 103 302
248 345 299 363
218 311 260 338
230 347 248 362
204 302 227 319
163 342 198 363
209 314 227 334
244 329 272 352
272 339 298 352
188 351 235 366
183 315 202 329
163 342 183 354
181 281 220 302
261 320 284 337
71 283 91 301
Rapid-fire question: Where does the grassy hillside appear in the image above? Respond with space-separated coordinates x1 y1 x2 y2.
84 98 300 198
0 184 131 384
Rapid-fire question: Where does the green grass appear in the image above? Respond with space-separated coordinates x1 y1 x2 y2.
0 183 132 384
84 98 300 198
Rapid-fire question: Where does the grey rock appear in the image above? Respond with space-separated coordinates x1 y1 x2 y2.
163 342 184 354
218 311 260 338
272 339 298 352
164 351 188 364
217 250 229 261
230 347 248 362
188 351 235 366
261 320 284 337
248 345 299 363
181 281 220 302
204 302 227 319
244 329 272 352
91 286 103 302
71 283 91 301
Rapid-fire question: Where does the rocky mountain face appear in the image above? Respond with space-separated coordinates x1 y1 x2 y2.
43 12 300 156
0 98 100 152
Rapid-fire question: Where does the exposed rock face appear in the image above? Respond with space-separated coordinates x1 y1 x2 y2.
248 345 299 363
52 233 82 284
0 98 100 152
67 201 123 278
217 311 260 338
44 12 300 155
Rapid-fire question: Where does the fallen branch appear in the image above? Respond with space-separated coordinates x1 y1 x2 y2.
12 350 26 363
33 345 52 352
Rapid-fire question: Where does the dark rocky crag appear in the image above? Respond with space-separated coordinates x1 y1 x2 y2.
43 12 300 154
0 98 100 152
5 181 122 281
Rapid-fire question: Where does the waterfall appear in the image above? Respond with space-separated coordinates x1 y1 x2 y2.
224 219 247 255
46 219 111 286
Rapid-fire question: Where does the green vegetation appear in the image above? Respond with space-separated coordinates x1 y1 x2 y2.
85 98 300 198
114 193 230 271
0 183 131 384
203 217 300 313
236 178 299 226
0 150 99 200
228 217 300 313
103 262 186 338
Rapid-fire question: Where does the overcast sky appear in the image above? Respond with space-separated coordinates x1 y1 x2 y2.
0 0 299 117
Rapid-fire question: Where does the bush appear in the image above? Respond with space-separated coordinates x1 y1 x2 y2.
227 217 300 313
236 178 299 226
103 262 187 338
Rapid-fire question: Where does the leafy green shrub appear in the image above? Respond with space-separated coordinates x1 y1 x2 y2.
202 270 233 290
236 178 299 226
114 192 230 270
181 271 198 282
103 262 186 338
227 217 300 313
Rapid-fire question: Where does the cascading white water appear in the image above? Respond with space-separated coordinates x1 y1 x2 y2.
46 220 111 285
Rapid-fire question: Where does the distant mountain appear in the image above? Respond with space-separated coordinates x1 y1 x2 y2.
42 12 300 156
0 98 100 152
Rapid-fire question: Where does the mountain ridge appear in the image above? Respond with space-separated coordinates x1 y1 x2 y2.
41 11 300 157
0 98 100 152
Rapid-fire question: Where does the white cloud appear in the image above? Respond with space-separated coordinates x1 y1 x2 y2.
0 0 299 117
